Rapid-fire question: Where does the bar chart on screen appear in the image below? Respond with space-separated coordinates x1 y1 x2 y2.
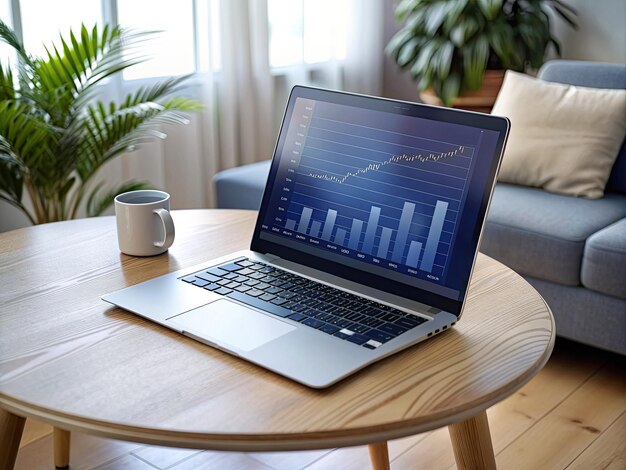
267 98 478 282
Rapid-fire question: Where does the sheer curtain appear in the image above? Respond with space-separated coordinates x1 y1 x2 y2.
0 0 386 231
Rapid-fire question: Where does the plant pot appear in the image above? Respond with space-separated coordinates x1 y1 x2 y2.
419 69 506 113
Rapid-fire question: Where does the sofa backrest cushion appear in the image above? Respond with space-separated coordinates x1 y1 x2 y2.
538 60 626 194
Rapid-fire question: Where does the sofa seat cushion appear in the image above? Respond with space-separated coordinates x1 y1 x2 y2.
481 184 626 285
582 219 626 299
214 160 272 210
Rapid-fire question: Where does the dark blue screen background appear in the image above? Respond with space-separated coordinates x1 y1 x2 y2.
259 95 502 302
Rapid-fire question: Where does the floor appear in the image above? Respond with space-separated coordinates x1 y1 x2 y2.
14 338 626 470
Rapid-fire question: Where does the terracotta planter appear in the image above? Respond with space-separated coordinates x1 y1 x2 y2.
419 69 506 113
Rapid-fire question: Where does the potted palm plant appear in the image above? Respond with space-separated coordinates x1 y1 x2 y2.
0 21 200 224
386 0 577 109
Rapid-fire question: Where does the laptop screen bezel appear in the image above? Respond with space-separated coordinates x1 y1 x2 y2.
250 86 509 317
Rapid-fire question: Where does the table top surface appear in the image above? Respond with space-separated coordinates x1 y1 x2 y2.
0 210 554 451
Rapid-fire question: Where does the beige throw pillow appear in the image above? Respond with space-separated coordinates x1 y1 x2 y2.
491 70 626 199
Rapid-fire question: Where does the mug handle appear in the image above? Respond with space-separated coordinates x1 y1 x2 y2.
153 208 175 249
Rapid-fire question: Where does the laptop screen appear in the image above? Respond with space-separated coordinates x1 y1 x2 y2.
252 86 509 316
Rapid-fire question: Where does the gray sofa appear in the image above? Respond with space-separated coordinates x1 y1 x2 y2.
213 60 626 355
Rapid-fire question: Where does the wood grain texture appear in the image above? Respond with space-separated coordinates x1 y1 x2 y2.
0 409 25 470
448 411 496 470
367 442 390 470
0 210 554 451
568 411 626 470
15 428 141 470
19 418 52 449
496 363 626 469
53 428 70 468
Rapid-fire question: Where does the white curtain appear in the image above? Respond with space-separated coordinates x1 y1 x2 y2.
0 0 386 231
344 0 385 95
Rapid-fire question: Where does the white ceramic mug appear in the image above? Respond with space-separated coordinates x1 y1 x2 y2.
114 190 175 256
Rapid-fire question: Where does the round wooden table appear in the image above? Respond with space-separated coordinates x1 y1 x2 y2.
0 210 554 470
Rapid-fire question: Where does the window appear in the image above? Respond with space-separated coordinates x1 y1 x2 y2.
268 0 350 68
0 1 13 66
20 0 101 58
2 0 352 80
117 0 195 80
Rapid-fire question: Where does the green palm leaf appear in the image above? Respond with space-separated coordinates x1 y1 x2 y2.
0 20 200 224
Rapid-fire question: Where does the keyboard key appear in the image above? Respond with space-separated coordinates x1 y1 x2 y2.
217 279 232 286
248 264 264 271
249 272 265 280
218 262 243 272
346 333 369 345
265 286 283 294
233 275 249 282
288 313 307 322
196 272 221 283
192 278 210 287
367 308 386 318
244 279 260 286
345 312 365 322
206 267 228 277
396 316 425 329
203 283 221 291
246 289 264 297
255 283 271 290
381 313 400 322
302 318 325 329
320 323 340 334
235 285 252 293
181 275 197 283
364 339 382 349
362 317 384 328
259 293 276 302
236 260 254 267
223 272 238 280
227 291 292 318
334 318 353 329
271 297 288 306
379 323 407 336
225 282 241 289
334 330 352 340
351 324 370 334
214 287 233 295
236 268 255 276
364 329 394 343
261 275 275 283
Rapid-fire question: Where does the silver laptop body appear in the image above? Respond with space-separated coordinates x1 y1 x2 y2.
103 86 509 388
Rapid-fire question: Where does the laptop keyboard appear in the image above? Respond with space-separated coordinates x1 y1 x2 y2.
180 257 430 350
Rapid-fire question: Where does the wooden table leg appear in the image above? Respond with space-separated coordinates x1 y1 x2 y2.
368 441 390 470
0 408 26 470
53 427 71 469
448 410 496 470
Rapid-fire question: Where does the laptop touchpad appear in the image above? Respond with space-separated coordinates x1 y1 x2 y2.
171 299 295 352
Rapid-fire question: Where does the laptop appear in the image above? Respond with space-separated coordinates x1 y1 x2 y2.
103 86 509 388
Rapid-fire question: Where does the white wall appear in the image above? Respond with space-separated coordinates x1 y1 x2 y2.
549 0 626 63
